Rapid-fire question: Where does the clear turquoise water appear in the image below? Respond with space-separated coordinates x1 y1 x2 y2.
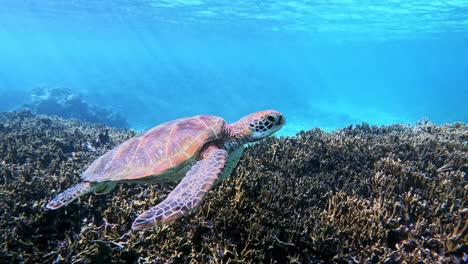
1 0 467 135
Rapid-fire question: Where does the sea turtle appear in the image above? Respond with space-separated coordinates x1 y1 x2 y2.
46 110 285 230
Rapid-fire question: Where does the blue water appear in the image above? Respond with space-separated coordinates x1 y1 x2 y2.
1 0 467 135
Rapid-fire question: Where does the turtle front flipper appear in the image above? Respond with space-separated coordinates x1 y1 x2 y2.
132 146 228 230
46 182 95 209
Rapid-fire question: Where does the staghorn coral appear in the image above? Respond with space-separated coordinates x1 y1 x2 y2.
0 112 466 263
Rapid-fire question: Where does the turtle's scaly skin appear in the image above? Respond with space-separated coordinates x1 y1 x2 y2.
132 145 228 230
81 115 225 182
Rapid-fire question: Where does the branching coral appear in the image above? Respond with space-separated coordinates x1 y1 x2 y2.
0 111 466 263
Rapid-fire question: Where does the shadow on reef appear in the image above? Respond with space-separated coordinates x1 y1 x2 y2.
19 86 129 129
0 111 467 263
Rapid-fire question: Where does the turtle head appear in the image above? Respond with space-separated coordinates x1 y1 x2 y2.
226 110 285 147
242 110 285 140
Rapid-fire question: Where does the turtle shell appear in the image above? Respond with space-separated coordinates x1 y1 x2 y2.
81 115 225 182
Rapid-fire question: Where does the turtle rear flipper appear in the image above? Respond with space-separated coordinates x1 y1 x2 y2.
132 146 228 230
46 182 95 209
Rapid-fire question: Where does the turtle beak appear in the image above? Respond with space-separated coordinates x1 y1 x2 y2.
278 115 285 126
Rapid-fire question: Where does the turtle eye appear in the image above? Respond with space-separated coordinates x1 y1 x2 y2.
267 115 275 122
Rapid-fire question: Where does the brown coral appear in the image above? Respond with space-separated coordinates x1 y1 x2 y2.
0 111 466 263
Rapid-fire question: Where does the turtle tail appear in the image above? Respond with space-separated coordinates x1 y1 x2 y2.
46 182 95 209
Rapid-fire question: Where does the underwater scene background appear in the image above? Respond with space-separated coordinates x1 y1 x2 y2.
0 0 467 263
1 0 468 133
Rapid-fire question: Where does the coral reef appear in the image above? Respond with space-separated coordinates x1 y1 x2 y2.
0 112 466 263
20 86 129 129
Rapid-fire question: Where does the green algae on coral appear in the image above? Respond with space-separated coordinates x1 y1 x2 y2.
0 111 466 263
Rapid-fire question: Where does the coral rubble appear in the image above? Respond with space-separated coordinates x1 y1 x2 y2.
0 112 466 263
